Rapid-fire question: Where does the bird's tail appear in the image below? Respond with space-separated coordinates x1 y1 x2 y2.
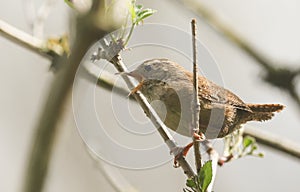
246 104 285 122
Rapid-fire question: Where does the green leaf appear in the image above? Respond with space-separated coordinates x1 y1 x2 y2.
199 160 213 192
186 178 196 188
135 9 156 24
124 1 156 45
137 8 153 17
243 136 255 148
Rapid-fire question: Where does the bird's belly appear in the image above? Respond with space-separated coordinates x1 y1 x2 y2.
141 81 235 139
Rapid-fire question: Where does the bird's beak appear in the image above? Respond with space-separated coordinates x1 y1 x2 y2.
116 71 143 81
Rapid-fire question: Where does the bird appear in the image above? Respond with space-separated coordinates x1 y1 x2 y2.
123 58 284 139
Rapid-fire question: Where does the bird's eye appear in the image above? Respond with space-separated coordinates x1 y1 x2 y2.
145 65 152 72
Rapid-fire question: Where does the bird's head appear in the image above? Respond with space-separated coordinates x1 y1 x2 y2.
122 59 179 82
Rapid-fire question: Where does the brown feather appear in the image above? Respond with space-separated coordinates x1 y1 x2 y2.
247 103 284 113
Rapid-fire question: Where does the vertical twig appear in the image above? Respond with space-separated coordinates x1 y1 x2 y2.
191 19 202 173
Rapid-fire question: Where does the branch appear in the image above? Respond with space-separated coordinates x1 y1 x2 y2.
243 127 300 159
191 19 202 173
22 1 114 191
0 18 69 62
0 19 51 59
23 55 67 192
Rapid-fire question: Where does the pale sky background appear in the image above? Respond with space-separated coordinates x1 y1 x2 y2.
1 0 300 192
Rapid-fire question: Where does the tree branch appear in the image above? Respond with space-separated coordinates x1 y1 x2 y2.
191 19 203 173
22 1 114 191
0 19 52 59
243 127 300 159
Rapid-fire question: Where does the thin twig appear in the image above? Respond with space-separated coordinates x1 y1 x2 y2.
0 19 51 59
109 54 196 178
191 19 202 173
0 18 68 60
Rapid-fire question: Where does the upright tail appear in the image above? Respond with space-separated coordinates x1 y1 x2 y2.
246 103 285 122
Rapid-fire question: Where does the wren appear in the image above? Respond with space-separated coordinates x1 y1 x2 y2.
124 59 284 139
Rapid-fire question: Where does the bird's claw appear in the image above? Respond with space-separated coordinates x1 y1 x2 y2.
170 133 206 168
170 143 194 168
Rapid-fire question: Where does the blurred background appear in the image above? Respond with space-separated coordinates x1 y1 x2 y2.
1 0 300 191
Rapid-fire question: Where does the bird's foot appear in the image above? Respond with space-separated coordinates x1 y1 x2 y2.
171 133 206 167
170 143 194 168
193 132 206 141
